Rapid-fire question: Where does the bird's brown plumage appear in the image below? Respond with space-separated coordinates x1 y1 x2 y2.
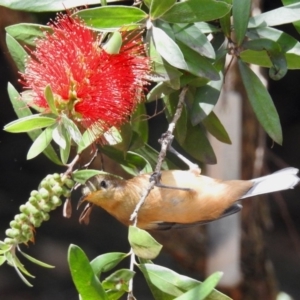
81 169 253 229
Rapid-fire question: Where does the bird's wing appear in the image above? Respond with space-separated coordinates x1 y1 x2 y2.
149 203 243 230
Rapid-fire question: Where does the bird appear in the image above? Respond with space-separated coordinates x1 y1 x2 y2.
80 167 300 230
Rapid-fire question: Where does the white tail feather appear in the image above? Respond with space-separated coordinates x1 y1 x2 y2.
241 167 300 199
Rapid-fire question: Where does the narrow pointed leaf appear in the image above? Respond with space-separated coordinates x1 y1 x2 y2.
238 59 282 144
7 83 62 165
6 33 27 72
72 169 114 184
27 126 54 160
150 0 176 19
103 31 122 54
249 2 300 28
128 226 162 259
44 85 58 115
0 255 6 266
6 23 51 46
161 0 231 23
75 6 147 29
68 244 108 300
4 114 56 133
190 73 223 125
152 26 188 70
59 124 71 164
102 269 135 291
61 114 82 144
90 252 128 276
174 272 223 300
52 124 67 149
179 121 216 164
177 40 220 80
202 112 232 144
18 249 54 268
232 0 251 46
243 39 287 80
173 23 216 59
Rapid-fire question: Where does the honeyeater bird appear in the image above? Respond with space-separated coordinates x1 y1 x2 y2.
80 167 300 230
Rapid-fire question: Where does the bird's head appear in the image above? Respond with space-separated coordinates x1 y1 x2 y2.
79 174 123 207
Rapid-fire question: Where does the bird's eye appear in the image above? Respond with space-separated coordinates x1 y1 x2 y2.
100 180 107 189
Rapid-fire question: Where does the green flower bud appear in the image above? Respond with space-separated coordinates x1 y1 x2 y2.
39 187 50 199
29 196 38 206
9 220 20 229
64 178 75 189
6 228 20 238
50 195 61 206
52 185 63 195
4 237 16 245
41 211 50 221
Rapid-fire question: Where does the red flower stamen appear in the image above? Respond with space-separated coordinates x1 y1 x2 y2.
21 13 150 140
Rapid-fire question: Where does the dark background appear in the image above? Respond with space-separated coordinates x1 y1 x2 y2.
1 0 300 299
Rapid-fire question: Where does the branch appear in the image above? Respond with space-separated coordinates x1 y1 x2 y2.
127 86 189 300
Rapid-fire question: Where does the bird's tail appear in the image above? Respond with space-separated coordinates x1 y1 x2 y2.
240 167 300 199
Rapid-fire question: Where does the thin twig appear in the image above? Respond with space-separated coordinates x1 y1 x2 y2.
130 86 189 223
127 86 189 299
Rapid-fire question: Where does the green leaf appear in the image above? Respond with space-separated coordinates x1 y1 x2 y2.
282 0 300 33
100 146 149 175
18 249 54 268
103 31 122 54
72 170 114 185
194 22 221 34
102 269 135 291
190 73 223 125
219 0 232 38
44 85 58 115
27 125 54 160
131 103 148 144
6 23 51 46
150 0 176 19
174 272 223 300
0 255 6 267
240 50 300 70
128 226 162 260
120 151 152 175
249 2 300 28
5 251 33 287
232 0 251 46
161 0 231 23
152 26 188 70
147 82 175 102
0 0 122 12
68 244 108 300
176 40 220 80
243 38 287 80
202 112 231 144
238 59 282 144
173 23 216 59
148 33 183 83
7 83 62 165
139 264 195 297
134 144 178 170
247 26 300 54
6 33 27 72
90 252 128 277
52 124 67 149
4 114 56 133
75 6 147 29
180 121 216 164
61 114 82 144
59 124 71 164
164 91 187 145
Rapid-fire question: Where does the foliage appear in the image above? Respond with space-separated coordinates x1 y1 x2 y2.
1 0 300 298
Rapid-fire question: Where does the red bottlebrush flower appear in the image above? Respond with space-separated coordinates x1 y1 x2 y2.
21 13 150 140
